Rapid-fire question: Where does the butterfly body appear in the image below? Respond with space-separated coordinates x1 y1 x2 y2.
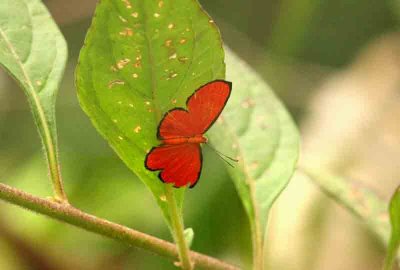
162 135 207 145
145 80 232 188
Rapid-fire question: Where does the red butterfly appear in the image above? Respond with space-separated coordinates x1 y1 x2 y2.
145 80 232 188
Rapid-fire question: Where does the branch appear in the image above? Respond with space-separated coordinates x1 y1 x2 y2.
0 183 239 270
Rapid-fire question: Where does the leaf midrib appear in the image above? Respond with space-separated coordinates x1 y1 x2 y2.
217 113 263 254
139 1 162 122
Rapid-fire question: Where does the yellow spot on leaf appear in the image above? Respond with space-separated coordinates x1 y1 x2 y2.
209 19 214 23
168 23 175 29
108 80 125 89
241 98 255 109
158 1 164 8
119 27 133 36
154 13 160 18
129 104 134 108
145 101 151 105
169 53 177 60
166 72 178 80
117 58 131 69
171 99 177 104
160 195 167 202
132 73 139 78
118 15 127 23
134 126 142 133
165 39 173 47
121 0 132 9
118 136 124 140
35 80 42 86
131 12 139 18
113 119 118 123
179 38 187 44
178 56 189 63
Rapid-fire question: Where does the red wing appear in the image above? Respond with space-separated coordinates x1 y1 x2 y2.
158 80 232 139
145 143 202 188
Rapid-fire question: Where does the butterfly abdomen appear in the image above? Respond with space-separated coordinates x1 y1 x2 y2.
162 135 207 145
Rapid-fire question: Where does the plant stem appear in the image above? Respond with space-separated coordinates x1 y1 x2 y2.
250 220 264 270
46 140 68 203
250 205 264 270
0 183 239 270
165 185 193 270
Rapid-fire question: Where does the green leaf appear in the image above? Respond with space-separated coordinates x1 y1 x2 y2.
0 0 68 200
75 0 225 223
384 187 400 270
208 48 300 265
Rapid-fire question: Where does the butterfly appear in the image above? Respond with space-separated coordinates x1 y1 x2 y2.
145 80 232 188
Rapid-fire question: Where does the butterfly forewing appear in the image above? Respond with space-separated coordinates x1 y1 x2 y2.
158 80 232 140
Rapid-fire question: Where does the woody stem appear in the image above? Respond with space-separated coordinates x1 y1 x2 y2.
165 185 192 270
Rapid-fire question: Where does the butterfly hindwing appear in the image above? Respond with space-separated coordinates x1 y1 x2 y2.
158 80 232 140
145 143 202 188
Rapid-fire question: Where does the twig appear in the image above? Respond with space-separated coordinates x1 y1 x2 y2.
0 183 239 270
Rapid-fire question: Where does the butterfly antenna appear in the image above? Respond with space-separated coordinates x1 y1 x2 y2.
205 144 239 168
220 156 236 168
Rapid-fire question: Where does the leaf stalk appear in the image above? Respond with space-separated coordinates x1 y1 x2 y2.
165 185 193 270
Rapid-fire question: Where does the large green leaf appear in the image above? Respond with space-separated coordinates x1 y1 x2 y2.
0 0 67 200
384 187 400 270
76 0 225 222
208 48 300 263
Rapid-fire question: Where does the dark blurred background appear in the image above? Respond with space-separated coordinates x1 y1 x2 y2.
1 0 400 269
